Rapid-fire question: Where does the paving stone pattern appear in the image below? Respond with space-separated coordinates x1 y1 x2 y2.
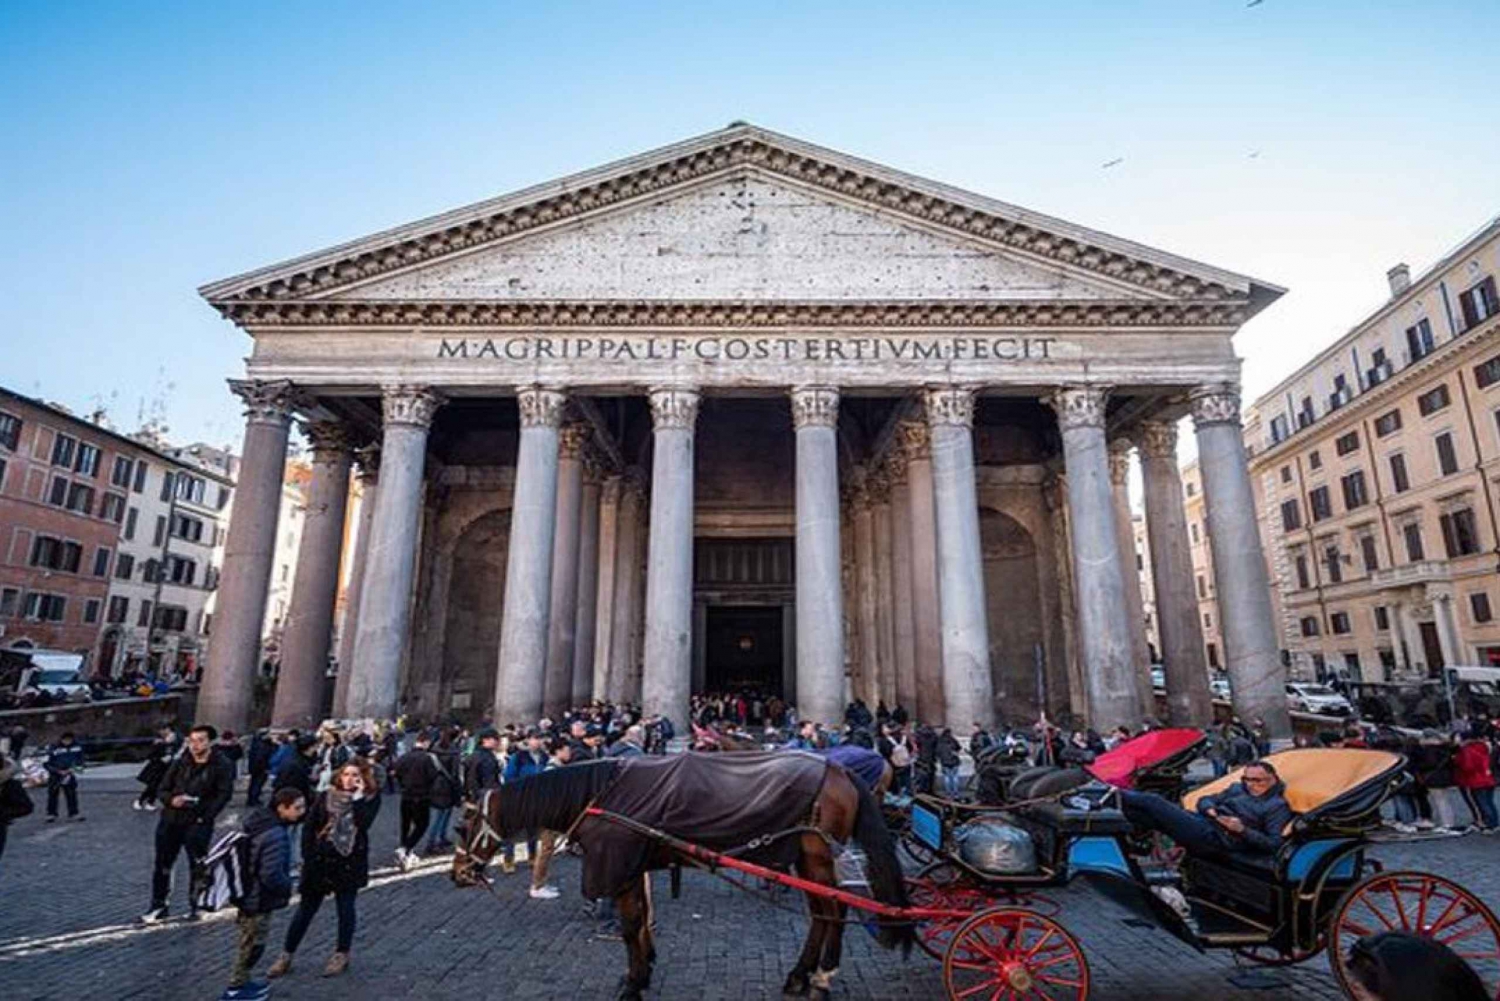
1 773 1497 1000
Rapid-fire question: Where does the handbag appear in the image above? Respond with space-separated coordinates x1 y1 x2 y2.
1 777 34 822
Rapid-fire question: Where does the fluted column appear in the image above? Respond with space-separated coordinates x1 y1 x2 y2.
347 386 442 720
199 380 297 731
871 472 897 709
572 453 604 706
642 388 699 727
592 475 623 699
273 422 354 730
543 424 590 718
1192 384 1291 739
609 471 647 703
494 386 567 725
926 387 996 730
790 385 845 725
1046 386 1141 732
902 420 944 724
850 468 880 708
1137 420 1213 724
333 449 378 717
886 452 919 715
1109 438 1157 717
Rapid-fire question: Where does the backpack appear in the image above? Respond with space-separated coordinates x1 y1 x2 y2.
889 740 912 769
429 753 456 809
1 777 33 822
193 830 252 912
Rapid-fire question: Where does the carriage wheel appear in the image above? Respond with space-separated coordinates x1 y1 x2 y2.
907 863 988 961
1232 942 1324 967
942 907 1089 1001
1328 870 1500 1000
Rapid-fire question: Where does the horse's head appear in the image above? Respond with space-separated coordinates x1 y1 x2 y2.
451 789 504 889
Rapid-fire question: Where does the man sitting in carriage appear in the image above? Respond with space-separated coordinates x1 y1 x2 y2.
1117 759 1294 859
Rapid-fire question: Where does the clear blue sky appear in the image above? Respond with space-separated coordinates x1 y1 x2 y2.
3 1 1497 449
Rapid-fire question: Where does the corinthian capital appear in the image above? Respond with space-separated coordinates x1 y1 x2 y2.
790 385 839 430
649 386 700 431
382 385 443 429
353 445 381 482
557 423 591 460
1134 420 1179 460
1189 383 1242 428
1046 385 1110 431
229 379 299 427
924 386 976 428
300 420 355 461
1108 438 1133 486
897 420 931 461
516 386 567 429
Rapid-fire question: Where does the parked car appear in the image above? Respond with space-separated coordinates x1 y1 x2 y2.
1285 682 1353 716
0 648 90 701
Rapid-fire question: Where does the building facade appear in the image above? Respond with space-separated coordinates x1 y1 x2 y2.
1246 217 1500 682
193 124 1290 738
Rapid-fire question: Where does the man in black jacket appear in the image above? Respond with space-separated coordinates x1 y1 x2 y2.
272 734 318 799
225 788 305 998
245 730 274 807
1119 760 1295 859
393 732 438 869
464 728 503 803
142 724 235 924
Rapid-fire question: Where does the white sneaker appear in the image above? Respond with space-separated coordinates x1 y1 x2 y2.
1414 819 1435 830
529 885 560 900
133 800 144 811
140 907 170 925
394 848 409 871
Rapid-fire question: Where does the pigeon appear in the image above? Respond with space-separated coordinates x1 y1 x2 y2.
1101 158 1124 169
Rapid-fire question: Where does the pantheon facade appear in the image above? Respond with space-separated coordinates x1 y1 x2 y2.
195 124 1291 739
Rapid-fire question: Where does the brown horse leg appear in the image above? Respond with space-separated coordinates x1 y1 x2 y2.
803 844 845 1001
615 880 651 1001
783 835 831 997
637 872 657 969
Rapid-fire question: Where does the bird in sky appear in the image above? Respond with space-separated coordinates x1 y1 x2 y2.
1247 0 1264 7
1248 150 1261 158
1101 157 1124 169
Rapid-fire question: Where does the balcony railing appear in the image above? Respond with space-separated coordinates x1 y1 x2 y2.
1370 560 1451 587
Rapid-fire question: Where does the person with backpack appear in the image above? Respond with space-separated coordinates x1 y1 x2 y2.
267 758 381 979
1 747 34 868
142 723 235 924
392 731 438 870
422 727 461 855
43 731 85 822
134 726 180 811
222 787 305 1000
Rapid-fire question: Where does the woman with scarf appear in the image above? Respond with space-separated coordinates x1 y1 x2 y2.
266 759 380 979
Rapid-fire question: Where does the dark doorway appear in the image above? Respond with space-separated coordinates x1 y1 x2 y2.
1420 621 1446 677
704 606 784 696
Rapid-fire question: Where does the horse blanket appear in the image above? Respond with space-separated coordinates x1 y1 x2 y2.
574 750 828 899
821 745 887 791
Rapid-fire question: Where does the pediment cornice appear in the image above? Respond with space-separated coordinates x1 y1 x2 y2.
201 124 1282 320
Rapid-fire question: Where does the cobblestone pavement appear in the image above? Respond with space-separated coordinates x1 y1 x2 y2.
2 772 1497 1000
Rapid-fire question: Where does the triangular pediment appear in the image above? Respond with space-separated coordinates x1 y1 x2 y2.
316 173 1138 304
202 123 1283 325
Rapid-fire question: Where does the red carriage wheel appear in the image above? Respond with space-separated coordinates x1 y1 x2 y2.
1231 942 1325 967
942 907 1090 1001
1328 871 1500 1000
907 864 988 961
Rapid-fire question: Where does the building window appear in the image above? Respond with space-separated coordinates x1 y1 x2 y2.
106 595 129 624
124 506 138 541
1308 450 1323 470
1324 544 1343 584
1375 409 1403 437
0 456 6 493
142 559 160 584
1341 470 1369 510
175 474 207 505
1196 574 1207 598
74 443 101 477
133 461 147 493
91 547 110 577
29 535 82 573
0 411 21 451
1403 522 1425 562
152 515 166 547
1309 486 1333 521
1368 346 1393 386
1440 507 1481 557
83 599 100 625
1300 616 1321 637
137 599 153 628
1190 522 1200 544
1389 453 1411 493
50 433 77 468
1295 553 1311 589
1418 384 1452 416
66 483 95 515
1459 275 1499 331
0 587 18 618
1406 318 1435 362
115 552 135 579
23 593 67 622
1359 534 1379 572
48 475 68 506
1203 611 1212 630
1330 373 1352 411
1435 432 1459 475
1206 643 1220 669
166 556 197 586
1331 611 1352 635
100 492 126 523
111 456 134 488
170 514 204 542
1185 481 1196 498
1335 431 1360 456
1280 465 1293 484
1374 605 1390 631
1472 592 1494 624
1280 498 1302 532
1475 354 1500 390
1298 397 1316 429
1270 415 1290 444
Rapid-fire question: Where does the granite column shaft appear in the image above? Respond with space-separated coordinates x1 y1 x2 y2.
642 388 698 727
572 460 603 705
792 386 845 726
542 425 588 718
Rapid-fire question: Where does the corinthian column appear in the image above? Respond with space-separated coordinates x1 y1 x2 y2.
1137 420 1213 725
1191 384 1291 739
902 420 944 724
494 386 567 725
886 451 919 715
333 448 378 718
1046 386 1141 732
572 453 604 706
543 423 590 718
609 471 647 703
273 421 354 730
871 472 897 708
926 387 995 730
1109 438 1156 717
642 387 699 728
790 385 845 725
849 466 879 710
199 380 297 732
347 386 442 720
592 474 623 699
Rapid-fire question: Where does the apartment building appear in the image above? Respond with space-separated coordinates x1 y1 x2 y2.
1178 458 1225 673
1246 216 1500 682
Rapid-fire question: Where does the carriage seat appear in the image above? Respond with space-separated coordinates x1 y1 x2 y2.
1021 799 1133 837
1180 748 1404 840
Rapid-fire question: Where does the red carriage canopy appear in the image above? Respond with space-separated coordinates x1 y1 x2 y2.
1085 728 1206 789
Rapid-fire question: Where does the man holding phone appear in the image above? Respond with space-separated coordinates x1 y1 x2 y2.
1118 760 1294 859
141 723 235 924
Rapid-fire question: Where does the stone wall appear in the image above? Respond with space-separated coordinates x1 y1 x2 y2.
1 690 198 753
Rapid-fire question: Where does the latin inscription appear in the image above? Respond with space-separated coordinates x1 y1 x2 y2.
436 335 1062 364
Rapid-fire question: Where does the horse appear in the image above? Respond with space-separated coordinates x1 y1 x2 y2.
451 753 913 1000
691 722 895 801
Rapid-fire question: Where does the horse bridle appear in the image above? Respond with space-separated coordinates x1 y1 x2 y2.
454 789 506 886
